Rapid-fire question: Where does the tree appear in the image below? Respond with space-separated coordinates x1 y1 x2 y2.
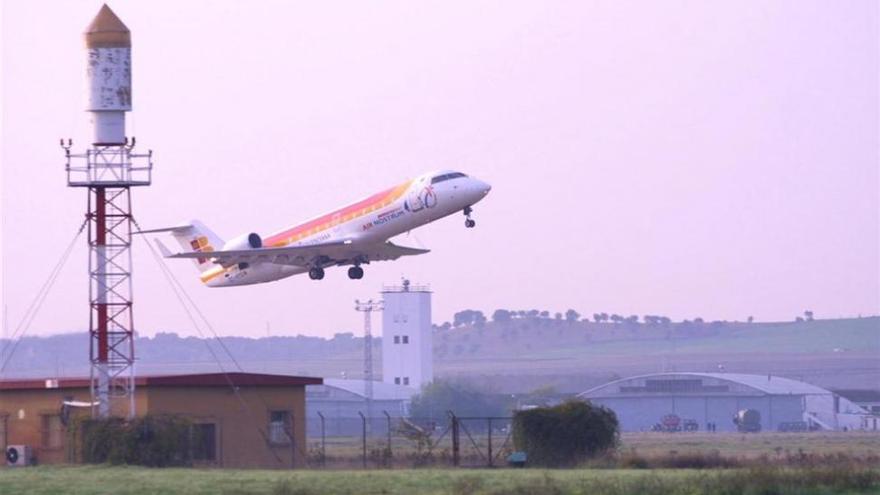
804 310 814 322
658 316 672 326
626 315 639 324
539 310 550 319
492 309 512 323
474 312 487 328
747 316 754 324
410 380 508 420
513 400 619 467
610 314 623 324
453 310 476 327
554 312 563 321
693 317 704 324
593 313 602 323
565 309 580 322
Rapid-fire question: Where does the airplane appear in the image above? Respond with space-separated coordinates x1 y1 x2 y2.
142 170 491 287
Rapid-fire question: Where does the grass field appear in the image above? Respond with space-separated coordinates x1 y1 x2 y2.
620 431 880 459
313 431 880 469
1 466 879 495
3 433 879 494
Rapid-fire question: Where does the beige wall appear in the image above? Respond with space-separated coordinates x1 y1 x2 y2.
146 386 307 468
0 387 95 465
0 385 307 468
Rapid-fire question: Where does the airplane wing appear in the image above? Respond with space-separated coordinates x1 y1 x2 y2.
161 239 429 268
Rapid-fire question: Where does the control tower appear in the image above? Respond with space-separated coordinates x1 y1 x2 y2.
381 279 432 389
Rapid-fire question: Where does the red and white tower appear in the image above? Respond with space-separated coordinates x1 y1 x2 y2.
62 4 152 418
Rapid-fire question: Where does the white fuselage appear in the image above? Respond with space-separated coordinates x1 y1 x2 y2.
206 171 490 286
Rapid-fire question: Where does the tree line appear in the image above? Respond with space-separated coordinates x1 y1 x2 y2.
437 308 821 330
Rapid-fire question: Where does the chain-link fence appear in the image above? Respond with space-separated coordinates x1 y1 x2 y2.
306 412 514 468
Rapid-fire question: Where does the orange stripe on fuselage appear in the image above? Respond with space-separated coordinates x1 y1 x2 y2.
263 180 412 248
200 266 227 283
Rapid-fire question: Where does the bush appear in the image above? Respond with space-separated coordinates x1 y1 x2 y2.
76 415 195 466
409 379 508 420
512 399 619 467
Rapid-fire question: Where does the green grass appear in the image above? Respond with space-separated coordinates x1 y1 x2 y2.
1 465 879 495
620 431 880 459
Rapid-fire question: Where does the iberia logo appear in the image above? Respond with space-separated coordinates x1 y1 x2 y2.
189 236 214 265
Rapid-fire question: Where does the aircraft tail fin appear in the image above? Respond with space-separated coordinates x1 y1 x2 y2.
145 220 225 273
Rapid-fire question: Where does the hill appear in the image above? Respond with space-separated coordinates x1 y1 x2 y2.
1 317 876 392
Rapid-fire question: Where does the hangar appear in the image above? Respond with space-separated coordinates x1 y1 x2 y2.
579 372 874 432
306 379 418 436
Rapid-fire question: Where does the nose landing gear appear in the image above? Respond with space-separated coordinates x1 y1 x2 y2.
463 206 476 228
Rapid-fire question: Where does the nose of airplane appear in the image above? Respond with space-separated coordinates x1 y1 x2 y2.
476 179 492 195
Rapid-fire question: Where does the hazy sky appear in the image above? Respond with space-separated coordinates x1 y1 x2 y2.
1 0 878 340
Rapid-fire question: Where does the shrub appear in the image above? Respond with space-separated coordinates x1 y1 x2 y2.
75 414 195 466
512 399 619 467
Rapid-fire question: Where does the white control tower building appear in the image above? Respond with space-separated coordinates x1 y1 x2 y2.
381 279 433 389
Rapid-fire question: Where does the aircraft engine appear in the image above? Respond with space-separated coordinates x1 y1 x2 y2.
222 233 262 251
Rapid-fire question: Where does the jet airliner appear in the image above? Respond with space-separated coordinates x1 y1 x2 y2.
146 170 491 287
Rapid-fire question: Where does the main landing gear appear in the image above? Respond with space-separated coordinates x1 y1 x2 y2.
348 266 364 280
463 206 476 228
308 267 325 280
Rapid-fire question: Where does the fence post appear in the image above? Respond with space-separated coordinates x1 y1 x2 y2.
382 410 392 457
488 417 493 468
448 411 460 467
317 411 326 468
358 411 367 469
287 412 296 469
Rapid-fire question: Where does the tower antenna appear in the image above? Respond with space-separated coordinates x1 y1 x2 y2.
63 4 154 419
355 299 384 428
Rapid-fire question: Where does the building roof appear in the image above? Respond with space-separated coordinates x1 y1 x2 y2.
313 379 418 401
833 389 880 403
580 372 833 398
0 372 322 391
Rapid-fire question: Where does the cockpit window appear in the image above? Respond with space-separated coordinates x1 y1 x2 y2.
430 172 467 184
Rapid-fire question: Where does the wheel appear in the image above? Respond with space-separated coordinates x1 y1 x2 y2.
348 266 364 280
308 267 325 280
465 219 476 228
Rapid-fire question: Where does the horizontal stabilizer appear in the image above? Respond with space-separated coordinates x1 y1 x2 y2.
135 224 193 234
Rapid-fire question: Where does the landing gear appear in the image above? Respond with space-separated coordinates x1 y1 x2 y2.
308 267 325 280
348 266 364 280
463 206 476 228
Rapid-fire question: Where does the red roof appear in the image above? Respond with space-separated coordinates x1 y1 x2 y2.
0 372 322 391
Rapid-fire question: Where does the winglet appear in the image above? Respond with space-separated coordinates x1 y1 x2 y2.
154 239 174 258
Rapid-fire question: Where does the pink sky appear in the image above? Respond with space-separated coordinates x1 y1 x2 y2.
1 0 878 339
